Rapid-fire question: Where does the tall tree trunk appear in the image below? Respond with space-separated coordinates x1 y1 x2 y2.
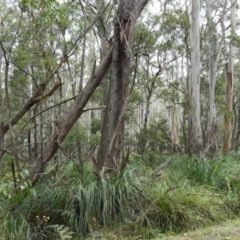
189 0 203 156
0 50 4 151
205 0 217 151
205 0 226 153
97 0 149 171
223 0 236 155
234 105 240 152
96 0 111 127
181 53 190 154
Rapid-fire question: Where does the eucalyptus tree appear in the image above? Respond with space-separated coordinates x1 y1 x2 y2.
203 0 227 154
0 0 105 182
223 0 236 154
232 68 240 152
159 6 191 153
189 0 203 156
29 0 149 182
127 4 191 154
97 0 149 171
133 18 164 131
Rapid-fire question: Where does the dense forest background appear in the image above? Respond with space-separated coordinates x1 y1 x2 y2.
0 0 240 239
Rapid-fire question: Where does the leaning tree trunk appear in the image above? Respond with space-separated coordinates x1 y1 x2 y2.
29 48 113 183
30 0 149 184
189 0 203 156
97 0 149 171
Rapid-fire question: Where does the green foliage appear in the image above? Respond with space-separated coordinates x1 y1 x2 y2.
91 87 104 103
1 0 240 238
162 9 190 33
0 167 33 204
133 154 240 234
62 122 100 166
90 118 101 135
168 154 240 193
134 22 157 53
1 162 147 238
19 0 69 28
63 163 147 237
136 119 170 154
140 183 228 232
47 225 73 239
0 214 31 240
63 123 88 153
0 168 35 239
129 88 144 105
2 154 240 238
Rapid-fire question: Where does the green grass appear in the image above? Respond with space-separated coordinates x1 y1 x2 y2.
1 153 240 239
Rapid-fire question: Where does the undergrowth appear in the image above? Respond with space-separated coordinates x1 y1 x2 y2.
1 153 240 239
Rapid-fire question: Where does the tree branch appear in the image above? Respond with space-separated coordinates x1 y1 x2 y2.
30 47 113 184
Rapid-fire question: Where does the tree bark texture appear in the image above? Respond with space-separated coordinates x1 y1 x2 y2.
190 0 203 156
223 0 235 155
205 0 217 151
223 72 233 154
96 0 108 59
97 0 149 171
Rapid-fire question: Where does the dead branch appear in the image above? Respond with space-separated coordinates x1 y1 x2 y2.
152 157 171 178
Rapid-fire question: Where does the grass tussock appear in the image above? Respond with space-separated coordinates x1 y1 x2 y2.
1 153 240 239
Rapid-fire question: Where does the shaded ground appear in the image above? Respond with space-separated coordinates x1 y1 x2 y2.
160 219 240 240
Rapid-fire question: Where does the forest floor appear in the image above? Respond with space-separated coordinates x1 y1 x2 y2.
159 219 240 240
87 218 240 240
